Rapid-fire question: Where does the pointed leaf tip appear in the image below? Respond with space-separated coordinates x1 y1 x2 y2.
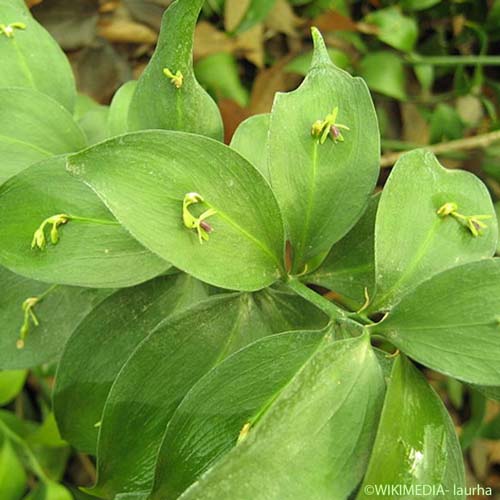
311 27 332 68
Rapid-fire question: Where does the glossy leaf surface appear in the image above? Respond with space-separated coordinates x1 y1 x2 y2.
0 370 27 405
128 0 223 140
0 266 112 370
230 113 270 180
0 156 168 288
67 131 285 291
268 28 379 272
0 0 76 111
307 194 378 307
0 88 86 186
375 259 500 386
372 149 497 311
108 80 137 137
54 273 209 454
179 334 385 500
89 290 327 497
357 356 465 500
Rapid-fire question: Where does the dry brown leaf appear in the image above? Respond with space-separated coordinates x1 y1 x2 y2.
401 103 430 145
313 10 358 32
219 99 251 144
194 21 235 60
225 0 251 33
235 23 264 68
453 14 466 36
484 440 500 464
195 21 264 68
265 0 302 37
250 56 300 114
98 19 158 44
100 1 120 13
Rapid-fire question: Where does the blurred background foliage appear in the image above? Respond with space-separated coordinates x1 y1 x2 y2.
1 0 500 498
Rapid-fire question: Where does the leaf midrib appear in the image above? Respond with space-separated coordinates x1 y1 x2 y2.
205 201 283 273
0 133 52 156
372 217 442 310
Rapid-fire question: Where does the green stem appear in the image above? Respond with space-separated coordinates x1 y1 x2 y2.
407 55 500 66
347 311 373 326
287 278 347 321
0 419 49 482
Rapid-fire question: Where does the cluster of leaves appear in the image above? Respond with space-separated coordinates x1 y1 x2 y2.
1 0 500 498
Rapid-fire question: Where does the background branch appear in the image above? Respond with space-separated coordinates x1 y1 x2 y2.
380 130 500 168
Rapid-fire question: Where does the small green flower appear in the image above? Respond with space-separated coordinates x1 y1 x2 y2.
163 67 184 89
311 106 350 145
17 297 40 349
437 202 492 237
182 192 217 244
31 214 70 250
436 202 458 217
0 22 26 38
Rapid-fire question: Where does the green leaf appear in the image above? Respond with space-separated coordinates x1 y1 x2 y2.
0 156 169 288
459 389 486 450
429 103 465 143
285 48 350 75
231 0 277 33
374 259 500 386
0 88 86 186
371 149 498 311
0 437 27 500
364 7 418 53
0 410 56 482
0 0 76 111
306 194 378 308
73 93 101 121
54 273 209 454
495 203 500 254
108 80 137 137
0 370 27 405
359 51 407 101
495 202 500 255
0 266 112 370
177 333 385 500
269 28 379 272
67 131 285 291
151 328 380 498
127 0 223 140
24 481 73 500
77 105 109 146
414 64 434 93
195 53 249 107
400 0 442 11
481 408 500 439
357 356 465 500
152 329 327 498
89 295 269 496
229 113 270 180
27 415 66 451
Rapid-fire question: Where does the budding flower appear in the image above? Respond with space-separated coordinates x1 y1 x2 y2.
436 202 491 237
311 106 350 145
0 22 26 38
182 192 217 244
17 297 41 349
466 216 491 237
163 68 184 89
31 214 70 250
437 202 458 217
